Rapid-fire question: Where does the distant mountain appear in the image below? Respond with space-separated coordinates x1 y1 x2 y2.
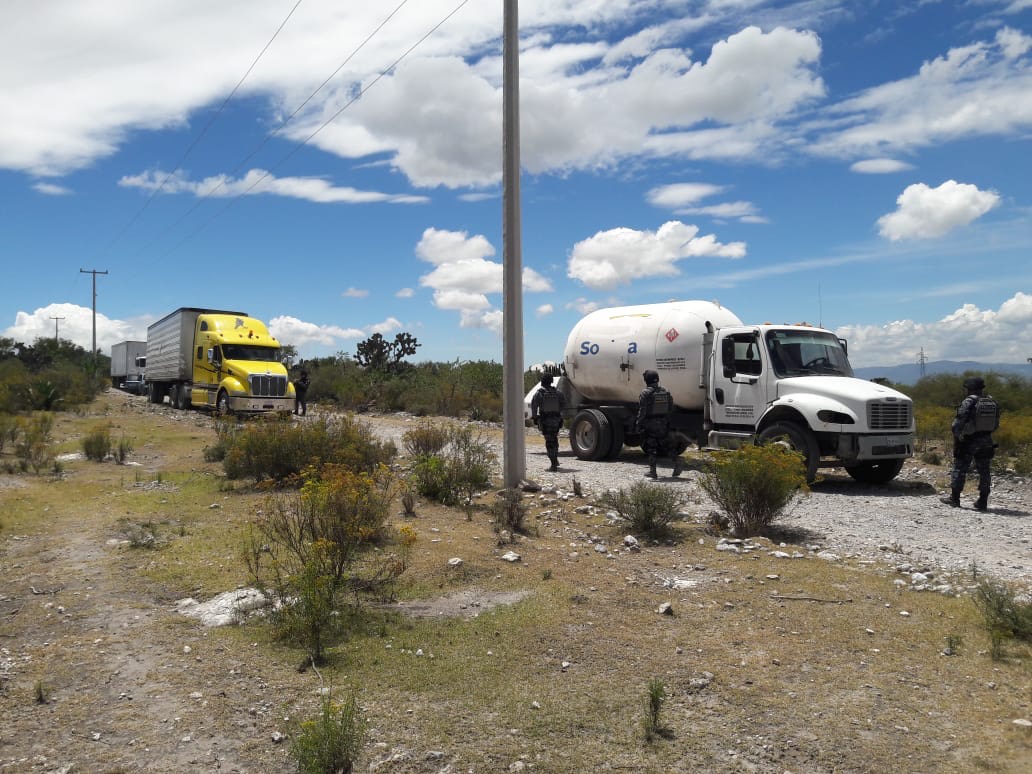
852 360 1032 385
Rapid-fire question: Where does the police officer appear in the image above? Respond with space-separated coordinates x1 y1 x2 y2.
636 370 683 479
943 375 1000 511
531 374 566 472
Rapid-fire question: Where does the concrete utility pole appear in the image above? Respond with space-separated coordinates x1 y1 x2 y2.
50 316 66 342
501 0 526 488
80 268 108 372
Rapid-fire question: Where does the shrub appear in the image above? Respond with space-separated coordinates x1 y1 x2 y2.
402 419 451 458
491 488 528 539
1014 445 1032 477
410 425 496 509
599 480 690 538
15 413 55 475
113 435 134 464
972 574 1032 660
642 678 667 742
0 414 17 454
82 424 112 461
223 415 396 484
290 691 365 774
699 443 807 537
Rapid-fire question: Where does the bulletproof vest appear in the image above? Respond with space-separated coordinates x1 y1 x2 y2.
963 395 1000 435
538 391 561 415
648 388 671 418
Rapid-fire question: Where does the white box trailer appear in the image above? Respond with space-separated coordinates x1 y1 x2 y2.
109 340 147 392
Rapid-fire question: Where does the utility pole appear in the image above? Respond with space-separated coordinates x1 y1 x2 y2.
80 268 108 374
501 0 526 488
50 316 66 342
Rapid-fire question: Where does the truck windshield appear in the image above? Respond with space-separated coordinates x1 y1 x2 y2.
766 330 853 378
222 345 280 362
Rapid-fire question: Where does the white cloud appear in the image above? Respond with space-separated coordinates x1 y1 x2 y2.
2 303 147 354
268 315 365 348
395 287 415 298
567 220 746 290
836 292 1032 366
811 27 1032 159
368 317 402 335
565 298 600 315
646 183 727 207
32 182 72 196
342 288 368 299
536 304 554 318
415 227 553 331
119 169 428 205
877 180 1000 241
850 158 913 174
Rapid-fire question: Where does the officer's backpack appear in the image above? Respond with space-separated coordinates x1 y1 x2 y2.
538 392 561 415
649 388 672 417
963 395 1000 435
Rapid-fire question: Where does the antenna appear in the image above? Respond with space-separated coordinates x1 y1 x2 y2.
817 281 823 328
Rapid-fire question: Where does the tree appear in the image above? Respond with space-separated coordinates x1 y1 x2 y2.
355 332 420 373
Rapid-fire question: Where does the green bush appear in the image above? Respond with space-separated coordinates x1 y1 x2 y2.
410 425 495 508
82 424 112 461
0 413 18 454
491 488 528 539
699 443 807 537
1013 445 1032 477
642 678 667 742
402 419 451 458
290 691 365 774
222 415 396 484
599 480 690 538
15 413 56 474
114 435 134 464
972 574 1032 659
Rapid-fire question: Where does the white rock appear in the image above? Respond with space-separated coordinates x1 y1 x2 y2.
501 551 521 563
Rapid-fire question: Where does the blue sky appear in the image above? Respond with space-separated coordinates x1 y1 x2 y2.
2 0 1030 370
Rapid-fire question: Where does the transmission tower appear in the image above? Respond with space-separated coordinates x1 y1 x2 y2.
917 348 927 378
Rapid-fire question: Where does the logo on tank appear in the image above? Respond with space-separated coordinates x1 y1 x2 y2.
665 328 679 342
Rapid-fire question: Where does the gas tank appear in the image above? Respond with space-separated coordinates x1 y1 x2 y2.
563 301 743 408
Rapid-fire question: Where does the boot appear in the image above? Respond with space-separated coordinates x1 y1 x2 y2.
645 456 658 479
940 489 961 507
671 455 684 478
974 493 988 511
548 454 559 472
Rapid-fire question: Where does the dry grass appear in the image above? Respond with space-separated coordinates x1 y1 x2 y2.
0 390 1030 773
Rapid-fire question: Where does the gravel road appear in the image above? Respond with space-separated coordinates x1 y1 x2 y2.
368 413 1032 589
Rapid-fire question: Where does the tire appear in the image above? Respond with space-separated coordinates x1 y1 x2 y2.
216 390 232 416
845 459 904 485
604 416 625 460
148 382 163 405
570 409 612 461
168 384 179 410
757 422 820 483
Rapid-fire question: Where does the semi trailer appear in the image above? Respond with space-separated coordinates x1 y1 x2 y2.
145 308 294 415
110 340 147 394
531 300 915 483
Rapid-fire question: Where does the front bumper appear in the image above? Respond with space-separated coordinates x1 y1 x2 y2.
229 395 296 414
836 432 914 462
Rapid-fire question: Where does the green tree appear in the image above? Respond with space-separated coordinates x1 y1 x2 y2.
354 332 420 373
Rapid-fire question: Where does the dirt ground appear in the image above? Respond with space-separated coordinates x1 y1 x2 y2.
1 391 1030 773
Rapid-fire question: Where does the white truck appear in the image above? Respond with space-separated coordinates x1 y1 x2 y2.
533 300 915 483
110 340 147 394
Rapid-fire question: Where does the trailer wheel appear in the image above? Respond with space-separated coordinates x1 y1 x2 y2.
570 409 612 461
844 459 904 484
216 390 232 416
148 382 163 404
168 384 180 410
757 422 819 483
604 416 624 460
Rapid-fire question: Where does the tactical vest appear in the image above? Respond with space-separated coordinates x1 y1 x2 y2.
963 395 1000 435
648 388 672 418
538 392 561 415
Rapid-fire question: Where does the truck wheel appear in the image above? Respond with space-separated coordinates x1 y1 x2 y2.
148 382 162 404
216 390 232 416
757 422 819 483
604 416 624 460
168 384 179 410
844 459 904 484
570 409 612 461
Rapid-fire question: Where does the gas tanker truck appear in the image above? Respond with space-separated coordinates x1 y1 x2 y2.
532 300 914 483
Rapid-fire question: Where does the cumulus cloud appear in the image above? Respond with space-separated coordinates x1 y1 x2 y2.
567 220 746 290
395 287 415 298
566 298 600 315
536 304 554 318
850 158 913 174
2 303 147 354
342 288 368 299
877 180 1000 241
119 169 428 205
836 292 1032 366
32 182 72 196
416 228 552 331
267 316 365 348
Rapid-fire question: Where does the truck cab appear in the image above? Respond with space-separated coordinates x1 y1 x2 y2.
706 325 914 482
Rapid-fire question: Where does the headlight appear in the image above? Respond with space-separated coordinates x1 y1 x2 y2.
817 410 855 425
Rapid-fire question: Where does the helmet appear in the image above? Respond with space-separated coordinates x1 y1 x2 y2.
643 369 659 385
540 374 553 387
963 376 985 392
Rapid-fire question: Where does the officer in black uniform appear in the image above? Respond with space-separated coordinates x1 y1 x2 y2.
636 370 683 479
531 374 566 472
943 375 999 511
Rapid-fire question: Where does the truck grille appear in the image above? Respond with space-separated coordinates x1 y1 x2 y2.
867 400 912 431
250 374 288 397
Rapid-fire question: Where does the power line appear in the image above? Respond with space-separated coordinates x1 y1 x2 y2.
129 0 415 260
156 0 472 260
93 0 306 261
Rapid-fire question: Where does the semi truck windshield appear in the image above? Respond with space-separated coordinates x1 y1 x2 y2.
222 345 280 362
766 330 853 378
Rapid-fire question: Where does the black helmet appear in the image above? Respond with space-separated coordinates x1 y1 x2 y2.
643 369 659 385
540 374 553 387
963 376 985 392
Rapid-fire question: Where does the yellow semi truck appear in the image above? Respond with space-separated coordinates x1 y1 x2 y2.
145 307 295 414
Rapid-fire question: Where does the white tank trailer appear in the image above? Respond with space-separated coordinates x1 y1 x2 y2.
540 300 915 483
